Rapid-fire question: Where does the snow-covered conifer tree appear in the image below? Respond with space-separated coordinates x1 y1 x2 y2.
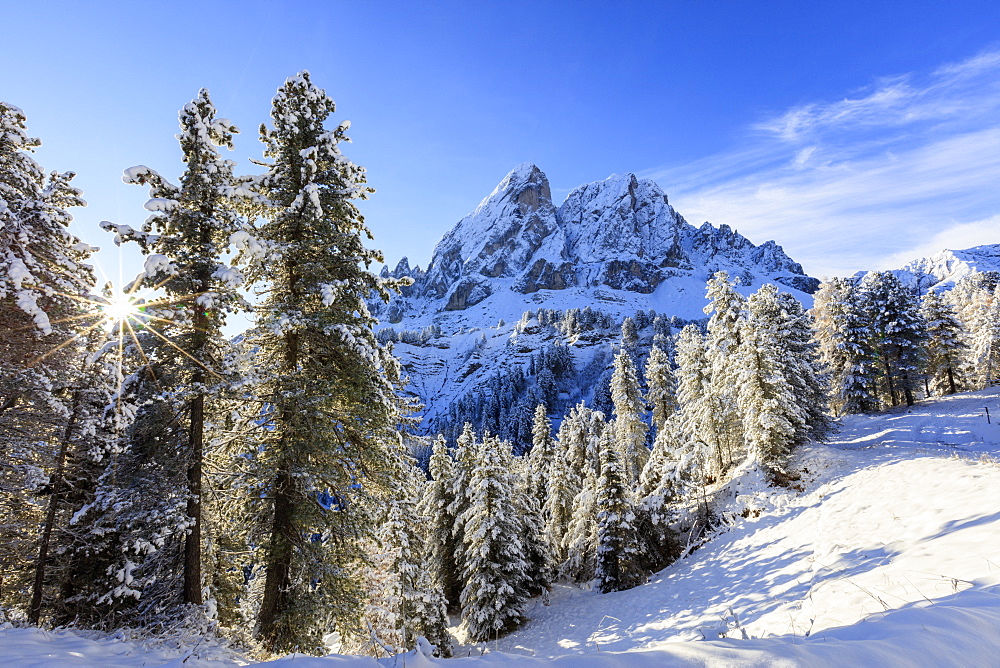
459 436 529 641
0 101 93 342
561 402 602 480
447 423 478 603
644 345 677 434
526 404 554 506
594 432 645 593
811 278 879 415
703 271 747 473
737 285 807 473
419 436 461 609
560 467 598 583
951 275 1000 388
860 271 926 407
551 405 606 581
611 348 647 484
620 316 639 358
775 292 831 444
975 284 1000 386
0 101 95 615
513 450 551 598
26 329 121 625
360 456 451 656
543 439 575 567
673 324 717 480
114 88 247 609
69 330 195 624
591 367 615 417
243 72 409 652
920 290 966 395
634 418 682 572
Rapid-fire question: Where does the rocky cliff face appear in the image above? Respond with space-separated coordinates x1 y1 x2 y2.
377 163 818 322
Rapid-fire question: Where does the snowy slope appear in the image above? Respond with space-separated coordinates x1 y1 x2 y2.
5 388 1000 666
458 387 1000 661
0 625 238 667
855 244 1000 292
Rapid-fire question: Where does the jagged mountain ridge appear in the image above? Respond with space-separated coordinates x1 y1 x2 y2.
373 164 821 438
378 163 817 320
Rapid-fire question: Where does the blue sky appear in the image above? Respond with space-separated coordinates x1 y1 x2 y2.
5 0 1000 283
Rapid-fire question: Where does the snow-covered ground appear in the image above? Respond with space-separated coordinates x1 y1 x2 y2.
4 388 1000 666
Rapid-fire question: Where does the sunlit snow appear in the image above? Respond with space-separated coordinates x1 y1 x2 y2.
4 388 999 666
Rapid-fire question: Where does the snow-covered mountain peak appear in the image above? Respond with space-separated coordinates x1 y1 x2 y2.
373 164 821 432
380 164 817 320
855 243 1000 293
473 161 551 217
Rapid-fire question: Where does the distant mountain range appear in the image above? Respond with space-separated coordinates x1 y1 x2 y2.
854 245 1000 293
370 163 997 442
371 164 822 440
377 163 817 323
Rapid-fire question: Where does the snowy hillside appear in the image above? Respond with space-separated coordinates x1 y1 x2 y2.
855 244 1000 293
372 165 821 434
5 387 999 666
482 386 1000 659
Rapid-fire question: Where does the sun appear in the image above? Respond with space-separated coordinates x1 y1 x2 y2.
102 290 141 325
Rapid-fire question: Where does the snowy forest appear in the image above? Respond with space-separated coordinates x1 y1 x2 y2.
3 72 1000 661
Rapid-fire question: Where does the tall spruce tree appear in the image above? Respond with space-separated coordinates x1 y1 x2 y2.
775 292 832 444
542 438 575 567
644 345 677 435
736 285 808 473
0 101 96 615
244 72 408 652
620 316 639 359
674 324 717 480
555 404 605 581
560 466 598 583
635 419 682 573
419 436 461 609
526 404 554 506
920 290 966 395
811 278 879 415
610 348 647 484
951 276 1000 388
115 89 246 609
447 423 478 605
513 453 552 599
703 271 747 474
459 436 529 642
361 455 451 656
860 271 926 407
976 284 1000 386
594 431 645 593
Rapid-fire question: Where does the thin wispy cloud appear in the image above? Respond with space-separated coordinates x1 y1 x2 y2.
646 48 1000 279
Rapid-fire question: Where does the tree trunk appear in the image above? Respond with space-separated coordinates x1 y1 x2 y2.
184 388 204 606
947 365 957 395
883 358 898 406
901 371 915 407
256 467 294 645
257 310 300 646
28 390 80 624
183 266 212 606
